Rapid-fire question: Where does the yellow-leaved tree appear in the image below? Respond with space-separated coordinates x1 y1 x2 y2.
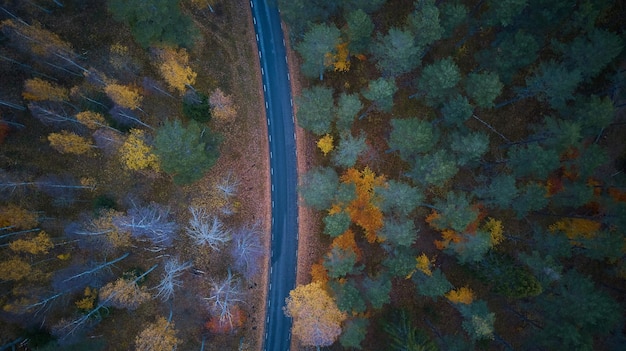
9 231 53 255
75 111 107 130
446 286 475 305
0 258 32 281
284 282 346 349
48 131 93 154
104 83 142 110
75 286 97 311
118 129 160 171
0 204 38 230
317 134 334 156
135 316 181 351
98 277 151 310
22 78 68 101
156 47 197 95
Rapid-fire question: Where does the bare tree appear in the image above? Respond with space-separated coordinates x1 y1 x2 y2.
186 206 230 250
205 270 244 327
114 203 178 249
153 257 192 301
216 172 239 199
230 223 263 280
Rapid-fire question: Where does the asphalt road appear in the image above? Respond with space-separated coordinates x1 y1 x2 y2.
249 1 298 350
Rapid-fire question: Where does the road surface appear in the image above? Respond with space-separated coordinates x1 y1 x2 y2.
249 1 298 350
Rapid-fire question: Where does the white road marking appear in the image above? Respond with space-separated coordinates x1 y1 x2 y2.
256 34 259 41
263 84 266 92
250 1 253 8
261 67 264 75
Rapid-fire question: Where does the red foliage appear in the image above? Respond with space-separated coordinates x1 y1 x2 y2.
464 203 486 234
204 305 246 334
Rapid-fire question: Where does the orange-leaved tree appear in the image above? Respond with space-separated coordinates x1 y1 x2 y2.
205 305 246 334
445 286 475 305
341 167 386 243
284 281 346 348
331 229 362 261
155 47 197 95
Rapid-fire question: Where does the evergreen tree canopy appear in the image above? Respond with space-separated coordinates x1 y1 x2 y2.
296 85 334 135
371 28 423 77
154 120 220 185
108 0 198 48
296 23 341 80
418 57 462 107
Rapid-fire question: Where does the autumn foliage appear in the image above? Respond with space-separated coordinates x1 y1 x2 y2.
48 131 93 155
22 78 69 101
205 305 246 333
332 229 362 261
341 167 386 243
119 129 160 171
209 88 237 123
284 282 346 348
0 204 38 230
317 134 334 156
9 231 54 255
445 286 475 304
104 83 143 110
549 218 601 245
135 316 181 351
156 47 197 94
75 111 107 130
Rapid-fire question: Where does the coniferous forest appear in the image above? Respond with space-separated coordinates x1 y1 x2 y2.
282 0 626 350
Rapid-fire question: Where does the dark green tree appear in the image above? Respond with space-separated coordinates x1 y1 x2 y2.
465 72 503 109
413 269 453 299
108 0 198 48
409 150 458 187
441 94 473 128
383 246 419 278
432 191 478 233
339 317 370 350
334 92 362 133
450 131 489 167
344 9 374 54
388 117 438 160
332 133 367 168
457 300 495 341
532 271 621 350
362 274 391 309
154 120 220 185
448 231 492 264
362 77 398 113
277 0 340 40
323 210 351 237
482 0 528 27
377 180 423 218
296 23 341 80
418 57 461 107
379 217 417 247
330 279 366 313
324 246 359 279
522 60 582 110
371 28 422 77
507 143 560 180
556 28 623 81
299 167 339 211
383 310 437 351
474 174 518 209
475 30 539 83
296 86 334 135
511 182 548 218
440 1 469 38
406 0 444 47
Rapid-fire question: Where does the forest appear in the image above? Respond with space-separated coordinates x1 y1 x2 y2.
1 0 268 350
282 0 626 350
